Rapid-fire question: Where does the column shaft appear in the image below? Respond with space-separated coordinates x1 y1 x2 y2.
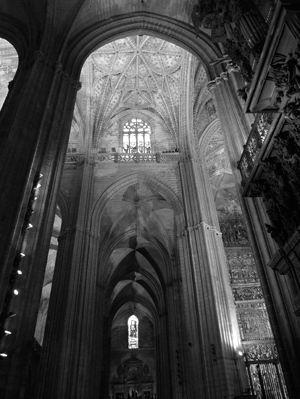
34 160 98 399
0 57 79 399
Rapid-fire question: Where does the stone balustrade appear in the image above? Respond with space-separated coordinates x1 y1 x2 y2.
237 113 274 184
65 152 180 164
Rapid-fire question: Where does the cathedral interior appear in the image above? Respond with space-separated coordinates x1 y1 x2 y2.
0 1 300 398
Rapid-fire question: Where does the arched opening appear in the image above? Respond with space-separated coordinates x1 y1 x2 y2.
64 13 222 81
30 26 250 399
122 118 151 154
128 315 139 348
33 16 277 398
39 30 245 399
94 169 177 398
0 38 18 111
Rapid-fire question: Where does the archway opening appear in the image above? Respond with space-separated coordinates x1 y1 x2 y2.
65 33 208 399
0 38 18 111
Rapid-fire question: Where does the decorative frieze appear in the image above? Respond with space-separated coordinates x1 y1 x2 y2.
65 152 181 164
236 302 273 341
243 342 278 361
226 248 260 284
233 286 263 301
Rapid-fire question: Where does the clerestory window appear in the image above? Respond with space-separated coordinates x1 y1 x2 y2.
128 315 139 349
122 118 151 153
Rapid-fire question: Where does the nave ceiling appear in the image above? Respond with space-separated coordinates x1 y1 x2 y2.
77 35 190 146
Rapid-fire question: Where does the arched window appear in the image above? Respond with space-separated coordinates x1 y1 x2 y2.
122 118 151 153
128 315 139 349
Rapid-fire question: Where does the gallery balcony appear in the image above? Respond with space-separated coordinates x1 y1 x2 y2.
65 151 180 164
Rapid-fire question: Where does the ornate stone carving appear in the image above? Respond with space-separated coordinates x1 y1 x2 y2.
206 99 217 120
207 64 240 90
243 342 278 361
219 214 249 247
113 358 153 385
271 45 300 110
233 286 263 301
236 302 273 341
193 0 269 82
226 248 259 284
237 113 274 183
250 128 300 246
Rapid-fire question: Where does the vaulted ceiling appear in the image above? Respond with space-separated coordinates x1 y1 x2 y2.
97 174 181 329
77 35 188 146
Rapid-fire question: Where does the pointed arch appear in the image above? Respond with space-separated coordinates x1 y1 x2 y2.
128 315 139 349
90 171 184 236
63 13 223 81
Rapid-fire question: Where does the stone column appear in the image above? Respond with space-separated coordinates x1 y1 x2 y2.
34 156 98 399
0 53 80 399
176 55 246 399
178 159 246 399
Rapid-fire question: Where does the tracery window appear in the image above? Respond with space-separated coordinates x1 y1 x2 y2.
128 315 139 349
122 118 151 153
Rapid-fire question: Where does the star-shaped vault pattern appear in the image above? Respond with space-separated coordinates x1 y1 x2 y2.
83 36 184 146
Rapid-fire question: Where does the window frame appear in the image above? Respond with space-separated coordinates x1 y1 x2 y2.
128 315 139 349
122 118 151 154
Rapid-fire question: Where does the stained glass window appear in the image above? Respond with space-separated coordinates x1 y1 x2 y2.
122 118 151 153
128 315 139 349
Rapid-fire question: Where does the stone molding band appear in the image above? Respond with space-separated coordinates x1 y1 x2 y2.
20 50 81 90
207 62 240 91
179 221 221 237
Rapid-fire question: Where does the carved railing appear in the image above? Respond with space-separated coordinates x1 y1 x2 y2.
65 153 83 163
237 113 274 183
112 153 157 163
96 152 181 163
65 152 180 164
